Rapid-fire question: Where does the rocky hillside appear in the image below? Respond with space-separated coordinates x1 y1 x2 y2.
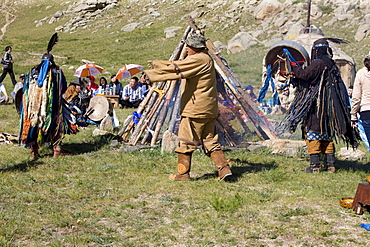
1 0 370 84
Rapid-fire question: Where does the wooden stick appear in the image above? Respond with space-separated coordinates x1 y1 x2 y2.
149 80 179 146
207 40 278 140
129 82 171 145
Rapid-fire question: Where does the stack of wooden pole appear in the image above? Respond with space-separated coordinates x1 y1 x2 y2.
117 17 277 147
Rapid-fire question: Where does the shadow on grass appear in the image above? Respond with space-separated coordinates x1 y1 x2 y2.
0 159 44 173
0 134 116 172
336 159 370 172
61 133 117 155
196 158 279 183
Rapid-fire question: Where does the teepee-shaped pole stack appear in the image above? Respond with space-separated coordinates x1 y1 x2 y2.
117 17 278 147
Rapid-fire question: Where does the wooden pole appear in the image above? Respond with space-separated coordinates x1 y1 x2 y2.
129 82 171 145
207 40 278 140
149 80 179 146
118 26 192 141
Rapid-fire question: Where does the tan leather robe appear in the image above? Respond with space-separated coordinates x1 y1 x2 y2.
144 52 218 118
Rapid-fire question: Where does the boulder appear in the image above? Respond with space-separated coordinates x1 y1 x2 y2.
213 40 227 53
164 26 183 38
227 32 259 54
337 147 366 161
121 22 141 32
355 23 370 41
260 139 307 157
253 0 284 23
161 130 178 153
274 16 288 28
284 22 305 40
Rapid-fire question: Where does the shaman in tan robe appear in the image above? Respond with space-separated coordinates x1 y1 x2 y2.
144 52 221 154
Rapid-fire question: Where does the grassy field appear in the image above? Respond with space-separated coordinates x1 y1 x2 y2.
1 0 370 246
1 100 370 246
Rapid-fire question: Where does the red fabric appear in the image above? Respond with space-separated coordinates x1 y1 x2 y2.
87 82 99 91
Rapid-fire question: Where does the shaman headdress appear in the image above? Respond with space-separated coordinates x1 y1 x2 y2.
41 32 58 63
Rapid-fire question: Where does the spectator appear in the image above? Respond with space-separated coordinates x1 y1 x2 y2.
0 81 9 104
351 55 370 144
0 46 17 86
245 85 257 102
97 76 108 94
109 74 123 97
347 85 353 98
140 73 152 97
85 76 98 94
121 76 143 108
11 74 25 100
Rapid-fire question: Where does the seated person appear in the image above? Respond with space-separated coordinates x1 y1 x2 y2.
78 78 91 110
11 74 25 100
245 85 257 103
109 74 123 97
64 79 83 114
85 75 99 95
97 76 108 94
140 72 152 97
121 76 143 108
0 81 9 104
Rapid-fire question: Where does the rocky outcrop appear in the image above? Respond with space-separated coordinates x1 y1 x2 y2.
31 0 370 53
227 32 259 54
253 0 284 23
37 0 119 32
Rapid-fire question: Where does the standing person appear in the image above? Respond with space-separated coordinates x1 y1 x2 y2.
11 74 25 100
351 55 370 145
281 38 358 173
142 32 232 181
0 81 9 104
121 76 143 108
0 46 17 86
19 33 76 158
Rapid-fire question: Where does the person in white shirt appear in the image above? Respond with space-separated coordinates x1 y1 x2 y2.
0 82 9 104
121 76 143 108
11 74 25 100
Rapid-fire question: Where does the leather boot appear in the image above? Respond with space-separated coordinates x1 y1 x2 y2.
169 153 192 181
30 144 40 158
301 154 320 173
210 150 232 181
325 153 336 173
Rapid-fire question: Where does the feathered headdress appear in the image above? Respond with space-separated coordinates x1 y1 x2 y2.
42 33 58 62
313 37 348 47
47 32 58 53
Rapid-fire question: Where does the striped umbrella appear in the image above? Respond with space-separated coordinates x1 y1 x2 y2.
116 64 144 79
73 63 104 77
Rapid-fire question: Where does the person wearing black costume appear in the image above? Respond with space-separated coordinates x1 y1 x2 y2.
0 46 17 86
281 38 358 173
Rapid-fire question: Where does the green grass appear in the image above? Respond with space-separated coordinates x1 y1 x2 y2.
1 1 370 246
1 98 370 246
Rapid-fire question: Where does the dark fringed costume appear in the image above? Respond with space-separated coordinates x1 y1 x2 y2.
19 33 77 157
278 38 358 173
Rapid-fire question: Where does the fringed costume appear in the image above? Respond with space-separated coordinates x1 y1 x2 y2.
19 33 77 158
279 38 358 173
